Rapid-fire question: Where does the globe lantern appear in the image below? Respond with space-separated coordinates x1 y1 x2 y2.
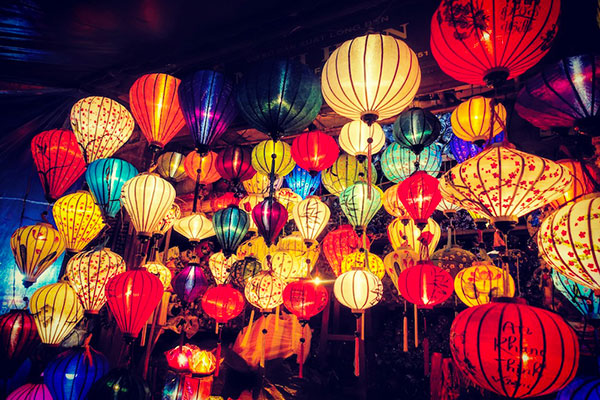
292 196 330 246
552 270 600 320
382 184 411 221
338 121 385 161
397 171 442 229
339 182 382 233
202 284 245 324
173 213 214 246
178 70 237 154
556 377 600 399
156 152 187 182
173 265 209 304
397 262 454 308
155 203 181 237
340 250 385 279
142 261 172 289
549 160 599 209
449 131 505 163
85 158 138 218
213 205 250 255
392 108 441 155
387 217 441 255
244 271 285 312
129 73 186 150
290 130 338 173
183 151 221 184
252 198 287 246
242 172 283 195
231 257 265 288
450 97 507 145
285 166 321 199
88 369 152 400
381 142 442 183
7 383 52 400
454 262 515 307
450 298 579 398
10 223 65 288
322 154 377 195
70 96 135 163
251 140 296 178
215 145 255 184
384 246 419 294
208 252 237 285
321 33 420 124
0 310 39 376
30 282 84 345
52 192 105 252
430 0 561 87
31 129 86 203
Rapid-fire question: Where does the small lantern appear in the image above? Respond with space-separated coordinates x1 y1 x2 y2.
322 154 376 195
292 196 330 246
338 120 385 161
244 271 285 312
236 236 273 261
450 97 506 145
449 131 504 163
213 205 250 255
455 262 515 307
251 139 296 177
173 213 215 246
290 130 338 173
382 184 411 221
208 252 238 285
172 265 209 304
85 158 138 218
397 171 441 229
231 257 265 288
339 182 382 233
285 166 321 199
387 217 441 255
252 198 288 246
183 151 221 184
215 145 256 184
381 142 442 183
52 192 105 252
142 261 172 290
322 225 369 277
340 250 385 279
156 152 187 182
397 261 454 308
384 246 419 294
393 108 441 155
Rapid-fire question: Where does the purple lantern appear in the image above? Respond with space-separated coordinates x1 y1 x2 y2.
449 131 504 163
172 265 209 304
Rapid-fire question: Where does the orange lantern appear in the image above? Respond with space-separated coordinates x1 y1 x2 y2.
183 151 221 185
549 159 599 209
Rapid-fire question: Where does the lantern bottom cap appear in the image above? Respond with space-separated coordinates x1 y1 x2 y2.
574 116 600 136
483 68 509 87
360 112 379 126
491 216 518 234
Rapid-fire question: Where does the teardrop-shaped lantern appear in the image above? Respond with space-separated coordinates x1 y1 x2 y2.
381 143 442 183
449 131 505 163
173 265 209 304
382 184 411 220
0 310 39 375
183 151 221 184
451 97 507 145
290 130 339 173
338 121 385 161
339 182 382 232
398 261 454 308
393 108 441 155
322 225 369 277
397 171 442 229
156 152 187 182
208 252 237 285
252 198 288 246
243 172 283 195
285 166 321 199
173 213 214 246
215 145 256 184
292 196 330 246
213 205 250 255
52 192 105 252
251 140 296 177
155 202 181 237
86 158 138 218
244 271 285 312
387 217 441 255
7 383 52 400
322 154 377 195
340 250 385 279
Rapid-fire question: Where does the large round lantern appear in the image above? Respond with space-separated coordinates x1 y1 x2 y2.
251 140 296 178
183 151 221 184
31 129 86 202
382 184 410 220
52 192 105 252
66 248 126 314
30 282 84 345
70 96 135 163
292 196 330 246
215 145 255 184
397 171 442 228
7 383 52 400
290 130 338 173
449 131 504 163
556 376 600 399
173 213 214 246
454 262 515 307
318 225 361 277
338 121 385 161
552 270 600 320
549 159 599 209
173 265 209 304
340 250 385 279
381 142 442 183
430 0 561 87
129 73 185 150
393 108 441 155
388 217 441 255
208 252 237 285
321 154 376 195
85 158 138 218
0 310 39 375
252 198 287 246
212 205 249 255
88 369 151 400
384 246 419 294
156 152 187 182
339 182 382 233
242 172 283 195
244 271 285 312
397 262 454 308
285 166 321 199
321 33 420 123
450 298 579 398
451 97 507 145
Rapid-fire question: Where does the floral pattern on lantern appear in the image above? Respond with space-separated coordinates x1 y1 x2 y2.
384 246 419 294
381 143 442 183
236 236 274 261
244 271 285 312
455 262 515 307
142 261 172 289
155 202 181 237
52 191 105 252
275 188 302 220
208 252 238 285
322 154 376 195
549 159 599 209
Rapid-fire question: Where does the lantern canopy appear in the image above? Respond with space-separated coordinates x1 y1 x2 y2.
244 271 285 312
156 152 187 182
552 270 600 320
387 217 441 255
290 130 339 173
85 158 138 218
52 191 105 252
338 121 385 161
183 151 221 184
0 310 39 375
285 166 321 199
173 265 209 304
398 262 454 308
202 284 245 324
213 205 250 255
339 182 382 232
454 262 515 307
449 131 504 163
322 154 377 195
251 140 296 178
252 198 288 246
381 143 442 183
292 196 330 246
333 269 383 312
397 171 442 228
7 383 52 400
173 213 215 246
450 97 507 145
283 279 328 321
215 145 256 184
392 108 441 155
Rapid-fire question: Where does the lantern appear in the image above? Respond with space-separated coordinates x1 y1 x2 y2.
552 270 600 320
231 257 265 288
173 213 214 246
213 205 250 255
120 173 176 239
340 250 385 279
387 217 441 255
450 298 579 398
85 158 138 218
556 377 600 399
549 159 599 209
338 121 385 161
105 270 164 339
183 151 221 184
88 369 151 400
516 55 599 135
393 108 441 155
165 344 198 372
172 265 209 304
339 182 382 232
236 236 273 261
449 131 504 163
285 166 321 199
383 246 419 294
10 223 65 288
450 97 507 145
155 203 181 237
321 154 377 195
321 33 420 123
156 152 187 182
538 194 600 290
382 184 410 220
252 198 287 246
242 172 283 195
142 261 172 290
455 262 515 307
436 198 461 218
178 70 237 154
275 188 302 220
251 140 296 178
268 251 309 283
440 144 573 233
238 194 264 231
244 271 285 312
70 96 135 163
66 248 126 314
129 73 185 150
29 282 83 345
430 0 561 86
236 59 322 138
52 192 105 252
202 284 245 324
0 310 39 376
208 252 237 285
7 383 52 400
397 262 454 308
431 245 477 278
31 129 86 203
397 171 442 228
215 145 255 184
381 142 442 183
292 196 330 246
290 130 339 173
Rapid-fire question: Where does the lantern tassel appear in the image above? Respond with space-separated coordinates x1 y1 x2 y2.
215 325 222 377
354 314 361 376
260 318 267 368
423 313 429 376
242 309 254 346
403 314 408 352
83 334 94 367
299 334 305 378
414 304 418 347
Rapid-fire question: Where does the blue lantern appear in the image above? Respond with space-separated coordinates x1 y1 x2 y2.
449 131 504 163
212 205 250 255
380 142 442 183
178 71 237 155
556 376 600 399
552 270 600 320
44 346 109 400
85 158 137 218
285 166 320 199
88 369 151 400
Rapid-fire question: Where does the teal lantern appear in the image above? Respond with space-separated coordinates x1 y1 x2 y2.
339 182 383 233
85 158 138 218
213 205 250 255
393 108 441 155
285 166 321 199
380 143 442 183
552 270 600 320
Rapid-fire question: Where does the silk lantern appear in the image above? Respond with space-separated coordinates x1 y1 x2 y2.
7 383 52 400
455 262 515 307
213 205 250 255
70 96 135 163
173 213 214 246
321 154 377 195
450 298 579 398
431 243 477 278
30 282 84 345
387 217 441 255
202 284 245 324
11 222 65 287
183 151 221 184
275 188 302 220
339 182 382 233
549 160 599 209
270 232 320 281
31 129 86 202
66 248 126 314
290 130 339 173
88 369 152 400
382 184 410 221
243 172 283 195
384 246 419 294
292 196 330 246
178 70 237 154
208 252 237 285
397 262 454 308
251 140 296 178
173 265 209 304
231 257 264 288
450 97 507 145
0 310 39 376
338 121 385 161
156 152 187 182
556 377 600 400
340 250 385 279
129 73 186 150
236 236 273 261
552 270 600 320
85 158 138 218
52 192 105 252
285 166 321 199
397 171 442 228
430 0 561 86
252 198 287 246
244 271 285 312
449 131 504 163
215 145 255 184
155 203 181 237
142 261 172 289
238 194 263 232
393 108 441 155
381 142 442 183
321 33 420 123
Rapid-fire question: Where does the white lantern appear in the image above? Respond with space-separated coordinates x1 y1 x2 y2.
244 271 285 312
292 196 330 246
209 252 237 285
338 121 385 161
173 213 215 245
333 269 383 312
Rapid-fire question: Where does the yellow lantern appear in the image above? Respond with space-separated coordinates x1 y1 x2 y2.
189 349 218 375
450 96 506 145
382 184 410 220
338 121 386 161
156 203 181 237
209 252 237 285
277 231 320 265
142 261 172 289
244 271 285 312
292 196 330 246
173 213 215 246
387 217 440 255
384 246 419 294
10 222 65 287
436 198 461 218
237 236 274 261
239 194 264 231
242 172 283 195
52 192 105 252
454 262 515 307
322 154 377 195
267 251 309 283
29 282 84 345
121 173 176 239
321 33 421 124
156 152 187 182
275 188 302 221
183 151 221 184
251 140 295 177
340 250 385 279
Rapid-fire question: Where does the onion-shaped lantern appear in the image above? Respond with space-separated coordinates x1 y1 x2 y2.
244 271 285 312
0 310 39 376
156 152 187 182
173 213 214 246
85 158 138 218
129 73 186 150
397 171 442 228
321 154 377 195
70 96 135 163
321 33 420 124
387 217 441 255
450 298 579 398
338 121 385 161
88 369 152 400
215 145 255 184
340 250 385 279
450 97 507 145
430 0 561 87
173 265 209 304
339 182 382 233
382 184 410 221
393 108 441 155
155 203 181 237
290 130 339 173
549 159 599 209
398 262 454 308
449 131 504 163
381 142 442 183
183 151 221 184
7 383 52 400
285 166 321 199
208 252 237 285
31 129 86 203
231 257 265 288
242 172 283 195
384 246 419 294
455 262 515 307
292 196 330 246
275 188 302 220
552 270 600 320
252 198 287 246
251 140 296 178
213 205 250 255
52 192 105 252
236 236 273 261
142 261 172 289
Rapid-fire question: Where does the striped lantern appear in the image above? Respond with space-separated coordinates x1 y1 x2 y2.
7 383 52 400
552 269 600 320
242 172 283 195
183 151 221 184
155 202 181 237
285 166 321 199
549 160 599 209
236 236 274 261
322 154 377 196
252 198 287 246
339 182 383 233
393 108 441 155
387 217 441 255
556 377 600 399
0 310 39 376
85 158 138 218
450 97 507 145
454 262 515 307
338 121 386 160
142 261 172 290
52 192 105 252
397 262 454 308
322 225 369 277
244 271 285 312
382 184 411 220
173 213 214 246
251 140 296 177
215 145 256 184
238 194 263 232
156 152 187 182
397 171 442 228
381 142 442 183
213 205 250 255
290 130 339 173
383 246 419 294
172 265 209 304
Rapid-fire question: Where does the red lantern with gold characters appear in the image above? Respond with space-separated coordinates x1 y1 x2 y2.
397 261 454 308
322 225 369 277
290 130 339 173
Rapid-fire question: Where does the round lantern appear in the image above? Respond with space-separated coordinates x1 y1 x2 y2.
120 173 176 239
236 59 322 138
252 198 287 246
292 196 330 246
242 172 283 195
251 140 296 178
436 198 461 218
231 257 265 288
334 269 383 312
552 270 600 320
31 129 86 202
129 73 186 150
321 154 377 196
215 145 255 184
549 159 599 209
382 184 411 220
383 246 419 294
208 252 237 285
449 131 504 163
450 298 579 398
381 142 442 183
10 222 65 287
440 144 573 233
556 376 600 399
88 369 151 400
268 251 309 283
285 166 321 199
455 262 515 307
178 70 237 154
173 213 214 246
283 279 328 321
213 205 250 255
66 247 126 314
0 310 39 375
397 171 442 228
7 383 52 400
85 158 138 218
183 151 221 184
321 33 421 123
450 97 507 145
52 191 105 252
388 217 441 255
156 152 187 182
275 188 302 220
338 121 385 161
244 271 285 312
155 202 181 237
105 269 164 339
202 284 245 324
142 261 172 289
393 108 441 155
290 130 339 173
340 250 385 279
173 265 209 304
70 96 135 163
397 262 454 308
236 236 273 261
339 182 382 232
30 282 84 345
430 0 561 86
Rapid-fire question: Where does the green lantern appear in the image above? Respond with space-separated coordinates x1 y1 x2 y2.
339 182 383 233
381 142 442 183
212 205 250 255
393 107 441 155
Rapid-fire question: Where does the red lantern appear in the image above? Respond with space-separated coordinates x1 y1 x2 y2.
322 225 369 277
31 129 86 202
252 197 288 246
397 171 441 229
290 130 339 173
0 310 39 376
105 269 164 340
215 145 256 184
397 261 453 308
450 298 579 398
